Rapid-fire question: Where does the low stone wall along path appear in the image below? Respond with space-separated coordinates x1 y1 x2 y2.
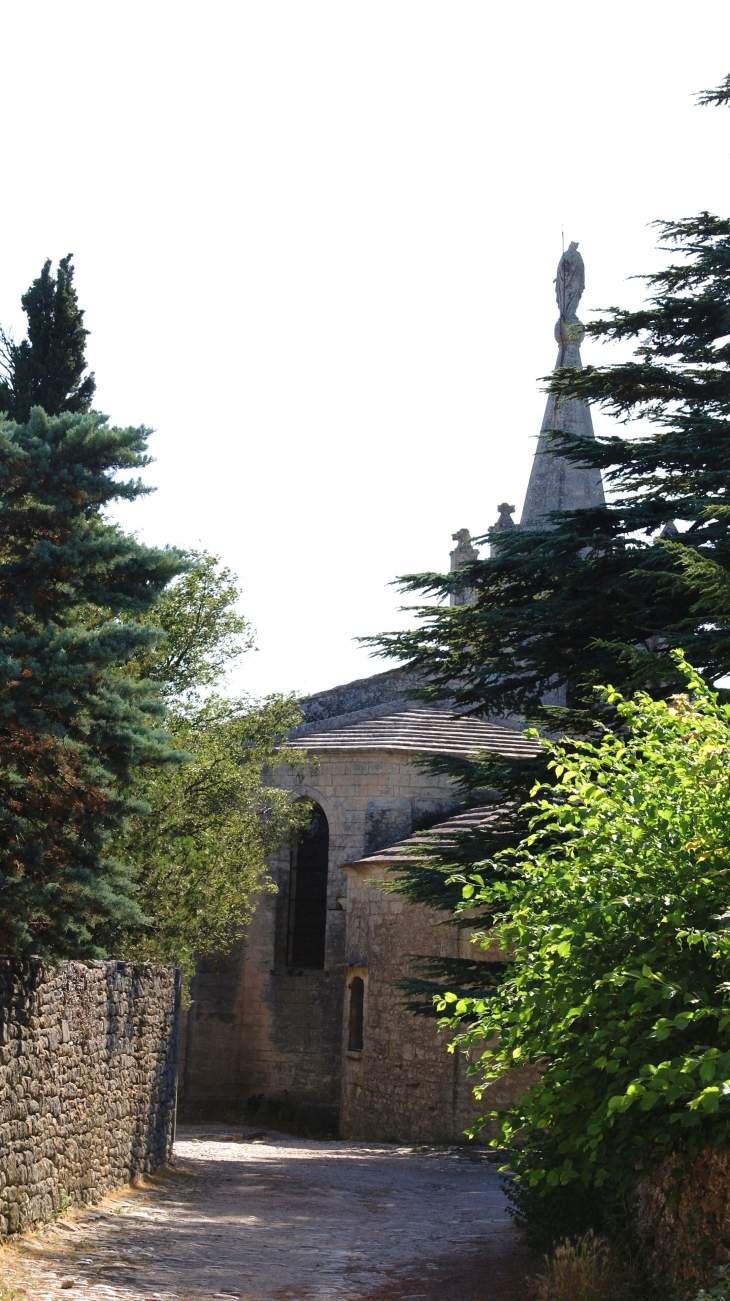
0 1124 531 1300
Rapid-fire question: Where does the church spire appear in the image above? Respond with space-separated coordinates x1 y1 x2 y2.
520 242 605 529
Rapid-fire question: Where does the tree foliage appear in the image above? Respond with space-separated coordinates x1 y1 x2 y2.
117 551 309 978
0 257 96 422
442 656 730 1201
362 79 730 1020
0 406 185 959
364 82 730 724
127 549 256 702
0 244 306 973
127 550 255 699
366 212 730 730
118 693 307 979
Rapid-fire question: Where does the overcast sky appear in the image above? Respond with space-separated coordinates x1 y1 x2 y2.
2 2 730 698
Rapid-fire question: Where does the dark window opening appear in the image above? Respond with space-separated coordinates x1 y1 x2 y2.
286 803 329 968
348 977 364 1052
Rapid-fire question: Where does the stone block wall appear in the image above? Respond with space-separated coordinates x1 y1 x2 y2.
179 748 460 1129
340 861 478 1142
339 862 533 1144
0 959 180 1234
292 668 419 735
636 1147 730 1295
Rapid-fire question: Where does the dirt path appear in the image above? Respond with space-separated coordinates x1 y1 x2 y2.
0 1124 533 1301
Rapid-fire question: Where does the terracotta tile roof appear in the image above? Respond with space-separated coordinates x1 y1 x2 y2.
347 804 508 868
297 707 540 759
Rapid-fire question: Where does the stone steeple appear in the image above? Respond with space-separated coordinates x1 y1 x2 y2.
520 242 605 529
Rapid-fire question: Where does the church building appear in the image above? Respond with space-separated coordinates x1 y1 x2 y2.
178 242 604 1141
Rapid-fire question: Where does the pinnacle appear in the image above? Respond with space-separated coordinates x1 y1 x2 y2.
519 242 605 529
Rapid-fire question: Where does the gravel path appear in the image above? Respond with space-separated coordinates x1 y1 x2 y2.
0 1124 532 1301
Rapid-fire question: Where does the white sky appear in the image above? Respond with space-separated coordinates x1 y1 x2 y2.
2 2 730 698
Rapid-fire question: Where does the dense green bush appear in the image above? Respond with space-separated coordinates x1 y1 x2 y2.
442 653 730 1204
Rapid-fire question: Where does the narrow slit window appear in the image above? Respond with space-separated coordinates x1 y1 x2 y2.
286 803 329 968
348 977 364 1052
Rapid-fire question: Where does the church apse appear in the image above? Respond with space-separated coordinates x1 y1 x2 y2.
177 244 603 1142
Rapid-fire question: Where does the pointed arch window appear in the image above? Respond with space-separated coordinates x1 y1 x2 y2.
287 803 329 968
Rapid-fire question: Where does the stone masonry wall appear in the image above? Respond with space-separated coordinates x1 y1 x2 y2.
179 749 461 1129
340 863 531 1144
340 862 478 1143
292 669 420 734
0 959 181 1234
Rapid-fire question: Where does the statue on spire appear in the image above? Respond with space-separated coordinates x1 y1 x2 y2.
519 241 605 530
553 241 587 367
555 241 585 321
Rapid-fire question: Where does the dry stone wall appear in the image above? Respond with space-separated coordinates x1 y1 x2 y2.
0 959 180 1234
636 1147 730 1294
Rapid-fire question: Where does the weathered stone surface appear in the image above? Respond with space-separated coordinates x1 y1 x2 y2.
636 1147 730 1294
0 1126 532 1301
292 709 538 756
293 668 422 736
520 241 605 529
449 528 479 606
178 748 463 1130
339 858 532 1144
0 959 180 1234
179 699 536 1136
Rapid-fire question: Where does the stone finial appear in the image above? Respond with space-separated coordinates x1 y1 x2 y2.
490 503 516 557
494 503 516 532
659 519 679 539
450 528 478 569
449 529 478 607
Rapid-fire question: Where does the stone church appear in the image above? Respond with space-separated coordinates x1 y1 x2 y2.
178 242 604 1141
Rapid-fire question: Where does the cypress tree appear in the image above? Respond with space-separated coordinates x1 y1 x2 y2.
0 256 96 422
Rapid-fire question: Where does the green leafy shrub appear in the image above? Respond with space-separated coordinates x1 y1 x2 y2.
503 1164 608 1257
441 653 730 1241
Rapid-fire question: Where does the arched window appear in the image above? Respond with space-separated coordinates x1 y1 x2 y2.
286 803 329 968
348 977 364 1052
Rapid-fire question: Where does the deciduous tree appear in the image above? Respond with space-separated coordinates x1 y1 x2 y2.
117 552 309 978
442 656 730 1275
